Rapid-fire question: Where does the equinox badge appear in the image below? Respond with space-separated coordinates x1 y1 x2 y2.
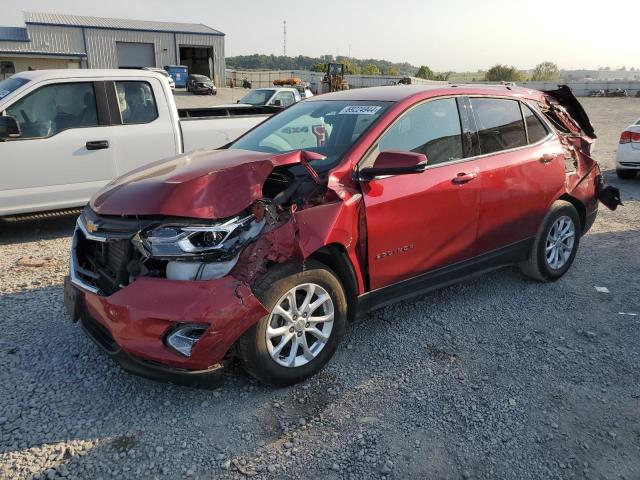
375 244 414 260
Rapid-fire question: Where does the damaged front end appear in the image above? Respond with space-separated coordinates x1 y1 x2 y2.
74 148 338 292
67 146 357 382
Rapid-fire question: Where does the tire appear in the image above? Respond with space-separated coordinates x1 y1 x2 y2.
519 200 581 282
238 261 347 386
616 168 637 179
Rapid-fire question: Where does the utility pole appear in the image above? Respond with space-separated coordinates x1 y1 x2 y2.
349 44 351 58
283 20 287 57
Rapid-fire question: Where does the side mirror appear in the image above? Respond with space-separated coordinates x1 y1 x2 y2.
359 151 427 180
0 116 20 140
273 99 283 107
236 100 240 103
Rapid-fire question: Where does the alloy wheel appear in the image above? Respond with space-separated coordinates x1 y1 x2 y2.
265 283 334 368
545 215 576 270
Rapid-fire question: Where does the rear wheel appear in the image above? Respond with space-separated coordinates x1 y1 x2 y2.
616 168 637 179
238 261 347 386
520 201 581 282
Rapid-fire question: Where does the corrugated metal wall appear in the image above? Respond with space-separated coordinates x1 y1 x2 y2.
0 24 226 85
227 69 443 93
84 29 175 69
0 25 85 55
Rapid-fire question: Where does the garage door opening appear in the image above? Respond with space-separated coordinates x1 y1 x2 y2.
179 46 214 82
117 42 155 68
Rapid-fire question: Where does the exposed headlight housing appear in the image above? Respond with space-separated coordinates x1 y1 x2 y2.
139 215 264 259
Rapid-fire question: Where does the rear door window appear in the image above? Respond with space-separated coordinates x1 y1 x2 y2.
470 98 527 154
115 81 158 125
5 82 98 139
273 91 296 107
522 104 549 144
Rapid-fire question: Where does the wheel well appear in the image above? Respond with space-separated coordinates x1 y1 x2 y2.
307 244 359 323
558 194 586 232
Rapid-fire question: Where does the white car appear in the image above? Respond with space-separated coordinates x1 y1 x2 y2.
0 70 273 216
142 67 175 92
236 88 304 108
616 117 640 179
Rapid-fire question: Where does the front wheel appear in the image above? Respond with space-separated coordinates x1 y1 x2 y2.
616 168 637 179
238 262 347 386
520 200 581 282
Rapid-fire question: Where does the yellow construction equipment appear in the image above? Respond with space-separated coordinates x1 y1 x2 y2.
321 63 349 93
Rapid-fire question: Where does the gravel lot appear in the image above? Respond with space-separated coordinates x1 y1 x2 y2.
1 97 639 480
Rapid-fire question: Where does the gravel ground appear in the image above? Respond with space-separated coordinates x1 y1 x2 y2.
1 98 639 480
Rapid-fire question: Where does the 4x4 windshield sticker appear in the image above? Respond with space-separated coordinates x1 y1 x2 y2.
0 89 10 99
339 105 382 115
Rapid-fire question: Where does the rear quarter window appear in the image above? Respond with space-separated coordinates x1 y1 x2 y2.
470 98 527 154
522 104 549 144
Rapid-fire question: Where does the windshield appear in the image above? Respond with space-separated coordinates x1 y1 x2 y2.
240 89 276 106
0 77 30 100
191 75 210 82
230 100 393 169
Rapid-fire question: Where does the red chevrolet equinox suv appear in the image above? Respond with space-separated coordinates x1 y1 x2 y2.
65 84 620 386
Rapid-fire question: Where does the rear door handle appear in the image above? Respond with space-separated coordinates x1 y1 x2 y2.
86 140 109 150
539 153 555 164
452 172 477 184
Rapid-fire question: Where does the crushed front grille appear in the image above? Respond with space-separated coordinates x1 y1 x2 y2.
71 207 149 296
76 233 132 295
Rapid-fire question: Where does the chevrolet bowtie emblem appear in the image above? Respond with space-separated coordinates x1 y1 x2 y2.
86 220 99 233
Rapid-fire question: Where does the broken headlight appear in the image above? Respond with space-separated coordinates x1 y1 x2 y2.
139 215 264 259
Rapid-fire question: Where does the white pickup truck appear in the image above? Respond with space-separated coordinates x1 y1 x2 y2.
0 69 275 216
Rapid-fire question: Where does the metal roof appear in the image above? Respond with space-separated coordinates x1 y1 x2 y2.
0 27 29 41
24 12 224 36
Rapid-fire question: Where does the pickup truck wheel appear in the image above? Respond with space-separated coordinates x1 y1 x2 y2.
238 261 347 386
616 168 637 179
519 201 580 282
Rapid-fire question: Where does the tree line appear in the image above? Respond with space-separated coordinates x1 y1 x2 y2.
226 54 563 81
226 54 414 76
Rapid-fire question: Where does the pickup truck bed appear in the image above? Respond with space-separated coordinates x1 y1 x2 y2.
178 105 275 153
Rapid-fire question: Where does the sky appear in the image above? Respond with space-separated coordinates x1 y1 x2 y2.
1 0 635 71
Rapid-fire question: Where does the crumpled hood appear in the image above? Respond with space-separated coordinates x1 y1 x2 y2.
91 149 293 219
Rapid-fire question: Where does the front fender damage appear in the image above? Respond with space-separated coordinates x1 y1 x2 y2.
217 170 366 351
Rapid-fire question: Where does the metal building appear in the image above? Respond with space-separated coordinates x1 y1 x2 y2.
0 12 225 85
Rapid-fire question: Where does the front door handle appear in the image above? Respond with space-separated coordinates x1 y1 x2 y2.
86 140 109 151
452 172 477 184
539 153 555 164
